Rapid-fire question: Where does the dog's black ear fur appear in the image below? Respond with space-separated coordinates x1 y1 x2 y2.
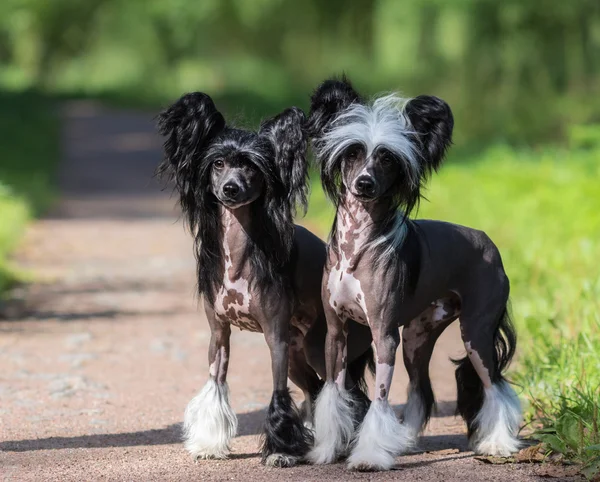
259 107 309 215
156 92 225 230
404 95 453 173
307 76 362 139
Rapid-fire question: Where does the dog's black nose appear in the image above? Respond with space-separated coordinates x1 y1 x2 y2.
355 176 375 195
222 182 240 198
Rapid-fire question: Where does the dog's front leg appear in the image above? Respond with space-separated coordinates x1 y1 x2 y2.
183 305 237 460
347 323 412 471
260 314 313 468
308 303 355 464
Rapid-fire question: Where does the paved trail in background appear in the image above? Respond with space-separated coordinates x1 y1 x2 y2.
0 102 562 481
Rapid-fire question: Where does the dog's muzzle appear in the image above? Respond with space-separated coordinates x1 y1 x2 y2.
354 175 376 198
222 182 241 201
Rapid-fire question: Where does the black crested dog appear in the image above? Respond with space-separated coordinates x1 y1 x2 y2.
156 92 374 467
306 78 521 471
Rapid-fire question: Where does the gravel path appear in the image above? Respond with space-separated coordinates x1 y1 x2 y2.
0 102 564 481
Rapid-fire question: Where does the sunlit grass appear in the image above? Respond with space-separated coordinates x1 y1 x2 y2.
305 145 600 470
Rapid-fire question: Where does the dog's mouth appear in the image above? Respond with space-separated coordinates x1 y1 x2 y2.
350 190 378 203
219 197 252 209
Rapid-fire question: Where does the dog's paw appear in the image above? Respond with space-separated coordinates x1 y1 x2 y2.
347 459 393 472
192 450 230 461
264 453 298 468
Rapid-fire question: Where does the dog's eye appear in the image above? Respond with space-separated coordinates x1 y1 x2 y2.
346 146 362 160
213 159 224 169
381 152 394 165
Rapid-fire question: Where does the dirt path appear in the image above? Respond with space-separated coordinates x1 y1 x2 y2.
0 102 556 481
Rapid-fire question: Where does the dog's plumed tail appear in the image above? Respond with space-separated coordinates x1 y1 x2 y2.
156 92 225 232
259 107 309 215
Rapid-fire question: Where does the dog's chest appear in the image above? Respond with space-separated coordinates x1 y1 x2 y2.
326 207 372 325
326 255 369 325
214 224 262 332
214 278 262 333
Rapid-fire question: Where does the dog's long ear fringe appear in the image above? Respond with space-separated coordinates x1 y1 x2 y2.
259 107 309 215
156 92 225 231
306 75 362 141
404 95 453 175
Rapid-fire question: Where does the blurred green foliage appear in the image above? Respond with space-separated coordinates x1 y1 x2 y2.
0 92 59 293
1 0 600 145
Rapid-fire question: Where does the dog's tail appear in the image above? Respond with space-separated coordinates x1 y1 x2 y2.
155 92 226 231
347 345 376 427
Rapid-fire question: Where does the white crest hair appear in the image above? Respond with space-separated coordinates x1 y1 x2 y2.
368 213 409 261
317 94 420 186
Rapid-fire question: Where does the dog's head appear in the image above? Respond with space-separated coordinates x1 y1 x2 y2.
156 92 308 231
308 76 453 217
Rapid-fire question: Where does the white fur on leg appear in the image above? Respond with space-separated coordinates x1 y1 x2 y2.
471 381 522 456
183 379 238 459
307 382 354 464
403 383 426 443
347 399 414 471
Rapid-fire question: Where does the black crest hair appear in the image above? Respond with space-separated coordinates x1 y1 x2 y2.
156 93 309 305
156 92 225 232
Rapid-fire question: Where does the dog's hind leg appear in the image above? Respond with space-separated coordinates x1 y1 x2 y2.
288 327 324 428
347 324 412 471
456 295 521 456
401 296 459 444
261 321 313 467
183 311 237 460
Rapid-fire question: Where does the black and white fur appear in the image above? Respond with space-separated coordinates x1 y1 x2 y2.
156 92 374 467
307 77 521 471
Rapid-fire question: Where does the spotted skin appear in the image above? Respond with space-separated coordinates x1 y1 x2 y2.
403 295 461 366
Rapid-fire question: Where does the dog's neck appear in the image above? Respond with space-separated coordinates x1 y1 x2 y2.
221 205 253 279
335 195 385 251
334 193 407 259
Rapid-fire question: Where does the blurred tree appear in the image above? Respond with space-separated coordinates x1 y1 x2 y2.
0 0 598 145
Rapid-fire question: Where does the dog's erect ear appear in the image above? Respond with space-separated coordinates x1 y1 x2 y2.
404 95 453 173
156 92 226 229
156 92 225 180
307 76 362 139
259 106 309 215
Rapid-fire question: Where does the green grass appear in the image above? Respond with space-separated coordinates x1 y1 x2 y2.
305 144 600 475
0 91 60 293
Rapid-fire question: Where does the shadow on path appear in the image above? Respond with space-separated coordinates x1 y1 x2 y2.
0 409 267 452
1 405 467 453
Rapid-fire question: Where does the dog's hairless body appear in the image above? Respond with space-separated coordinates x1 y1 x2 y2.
308 78 522 471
